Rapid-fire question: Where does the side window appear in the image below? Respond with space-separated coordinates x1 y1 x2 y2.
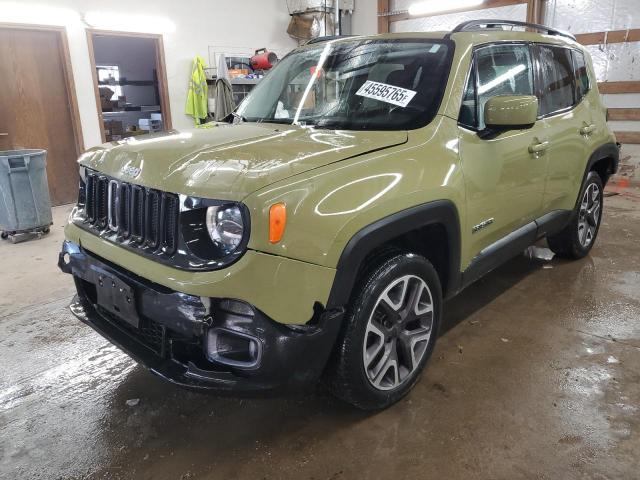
458 45 534 130
572 50 590 100
537 45 576 115
475 44 534 130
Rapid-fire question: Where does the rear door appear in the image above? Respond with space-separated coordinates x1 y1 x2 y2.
535 44 590 214
458 42 548 271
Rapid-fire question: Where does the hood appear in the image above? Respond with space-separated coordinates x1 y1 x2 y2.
80 123 408 200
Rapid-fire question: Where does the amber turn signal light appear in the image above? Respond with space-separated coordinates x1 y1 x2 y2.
269 203 286 244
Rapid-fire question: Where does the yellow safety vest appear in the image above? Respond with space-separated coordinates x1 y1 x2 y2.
185 55 208 125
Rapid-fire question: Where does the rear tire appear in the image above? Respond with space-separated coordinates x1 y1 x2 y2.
547 171 603 259
325 253 442 410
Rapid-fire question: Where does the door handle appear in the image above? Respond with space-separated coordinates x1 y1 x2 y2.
528 140 549 154
580 124 596 135
0 133 8 136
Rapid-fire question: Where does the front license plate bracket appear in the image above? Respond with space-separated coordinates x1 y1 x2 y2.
90 266 140 328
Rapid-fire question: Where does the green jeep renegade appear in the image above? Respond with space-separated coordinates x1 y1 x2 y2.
59 20 619 409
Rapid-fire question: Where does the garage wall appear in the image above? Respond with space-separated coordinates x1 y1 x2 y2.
545 0 640 140
0 0 297 150
351 0 378 35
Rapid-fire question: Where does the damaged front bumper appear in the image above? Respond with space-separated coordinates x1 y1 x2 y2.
58 241 343 393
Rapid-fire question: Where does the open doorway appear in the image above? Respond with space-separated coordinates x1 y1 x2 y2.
87 31 172 142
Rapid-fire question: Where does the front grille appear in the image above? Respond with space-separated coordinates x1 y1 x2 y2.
83 170 179 256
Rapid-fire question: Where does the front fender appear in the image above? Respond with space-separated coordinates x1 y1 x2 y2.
243 117 466 271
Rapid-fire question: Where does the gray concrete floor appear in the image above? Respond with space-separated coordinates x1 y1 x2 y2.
1 192 640 480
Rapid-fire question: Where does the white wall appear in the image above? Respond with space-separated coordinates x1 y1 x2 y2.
351 0 378 35
0 0 297 149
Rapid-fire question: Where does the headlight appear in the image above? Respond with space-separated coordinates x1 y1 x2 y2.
206 204 244 254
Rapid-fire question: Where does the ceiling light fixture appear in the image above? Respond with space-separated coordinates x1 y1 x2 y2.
84 11 176 33
0 2 81 26
408 0 484 16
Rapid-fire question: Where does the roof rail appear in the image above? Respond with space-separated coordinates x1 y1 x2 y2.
305 35 355 45
449 19 576 41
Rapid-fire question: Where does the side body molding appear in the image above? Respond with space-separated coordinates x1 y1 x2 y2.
326 200 462 309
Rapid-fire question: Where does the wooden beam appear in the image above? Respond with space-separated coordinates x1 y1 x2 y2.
526 0 543 25
377 0 389 34
614 132 640 144
608 108 640 121
598 81 640 94
388 0 526 23
576 28 640 46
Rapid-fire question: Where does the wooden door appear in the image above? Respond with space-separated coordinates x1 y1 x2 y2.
0 27 82 205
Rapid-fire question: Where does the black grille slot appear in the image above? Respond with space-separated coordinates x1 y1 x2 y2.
119 183 131 238
86 173 96 222
131 186 146 242
95 177 108 228
161 194 179 255
80 170 179 258
146 190 161 249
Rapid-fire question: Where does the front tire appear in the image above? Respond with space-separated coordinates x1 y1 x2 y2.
325 253 442 410
547 171 604 259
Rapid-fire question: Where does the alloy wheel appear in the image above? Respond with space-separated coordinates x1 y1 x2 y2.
362 274 434 391
578 183 601 248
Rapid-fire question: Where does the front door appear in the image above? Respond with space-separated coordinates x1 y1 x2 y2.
457 43 547 271
0 26 81 205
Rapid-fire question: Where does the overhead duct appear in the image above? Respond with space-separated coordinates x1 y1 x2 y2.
286 0 353 42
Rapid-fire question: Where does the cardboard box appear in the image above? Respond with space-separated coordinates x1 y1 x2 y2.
104 120 124 136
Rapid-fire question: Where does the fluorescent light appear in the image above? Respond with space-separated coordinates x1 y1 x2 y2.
84 11 176 33
0 2 81 26
408 0 484 16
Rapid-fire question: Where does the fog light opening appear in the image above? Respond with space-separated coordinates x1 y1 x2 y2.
63 253 71 265
206 328 261 368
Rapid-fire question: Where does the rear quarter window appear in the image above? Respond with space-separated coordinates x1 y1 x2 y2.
572 50 590 99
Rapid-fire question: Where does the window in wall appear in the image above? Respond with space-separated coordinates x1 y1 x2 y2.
97 65 123 100
471 44 534 130
572 50 590 100
537 46 575 115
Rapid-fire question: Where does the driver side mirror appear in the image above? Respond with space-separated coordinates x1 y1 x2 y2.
484 95 539 130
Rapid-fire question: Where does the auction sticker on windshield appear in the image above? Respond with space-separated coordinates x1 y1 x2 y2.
355 80 417 107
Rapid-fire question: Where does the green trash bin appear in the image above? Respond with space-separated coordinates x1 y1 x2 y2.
0 149 53 240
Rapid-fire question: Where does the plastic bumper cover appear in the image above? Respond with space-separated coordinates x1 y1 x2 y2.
58 240 344 393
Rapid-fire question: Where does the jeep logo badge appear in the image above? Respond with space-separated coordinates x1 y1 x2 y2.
121 165 141 178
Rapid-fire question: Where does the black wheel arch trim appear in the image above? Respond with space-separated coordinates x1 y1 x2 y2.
584 142 619 186
326 200 462 309
568 142 619 216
